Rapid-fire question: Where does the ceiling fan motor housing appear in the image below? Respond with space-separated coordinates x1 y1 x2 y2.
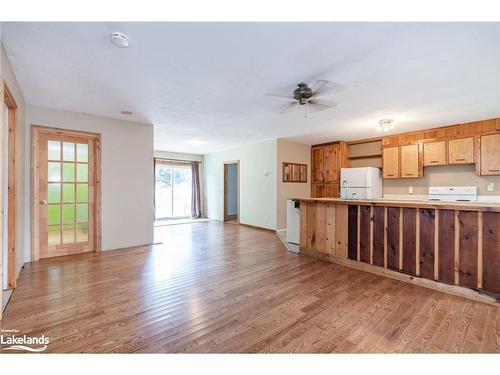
293 82 313 105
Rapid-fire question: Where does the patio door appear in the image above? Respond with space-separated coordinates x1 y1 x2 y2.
33 126 101 259
154 159 192 219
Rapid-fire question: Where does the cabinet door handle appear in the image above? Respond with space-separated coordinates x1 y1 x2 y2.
430 160 439 163
455 158 465 161
488 169 499 172
386 174 394 177
405 173 414 176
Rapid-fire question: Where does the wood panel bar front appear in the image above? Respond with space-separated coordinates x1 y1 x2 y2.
295 197 499 305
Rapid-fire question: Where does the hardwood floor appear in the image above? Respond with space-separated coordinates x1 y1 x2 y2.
1 221 498 353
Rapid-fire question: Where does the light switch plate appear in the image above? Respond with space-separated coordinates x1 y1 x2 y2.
487 183 495 192
409 186 414 195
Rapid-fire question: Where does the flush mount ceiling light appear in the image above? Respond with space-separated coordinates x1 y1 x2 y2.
186 139 207 146
110 32 129 48
120 110 133 115
377 118 395 132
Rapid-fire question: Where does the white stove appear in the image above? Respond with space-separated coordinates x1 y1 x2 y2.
428 186 477 202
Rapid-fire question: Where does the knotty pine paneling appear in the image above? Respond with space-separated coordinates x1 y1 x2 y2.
359 205 371 264
324 203 336 254
482 212 500 298
458 211 478 290
438 210 455 284
372 206 385 267
419 209 435 280
386 207 400 271
348 205 358 261
402 208 417 275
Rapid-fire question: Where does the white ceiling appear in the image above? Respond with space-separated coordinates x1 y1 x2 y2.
2 22 500 154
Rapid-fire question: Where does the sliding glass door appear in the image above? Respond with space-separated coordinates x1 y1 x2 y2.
155 160 192 219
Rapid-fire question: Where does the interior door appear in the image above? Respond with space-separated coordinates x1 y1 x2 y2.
38 132 95 258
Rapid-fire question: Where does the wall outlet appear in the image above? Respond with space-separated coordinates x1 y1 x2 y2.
409 186 414 195
487 182 495 192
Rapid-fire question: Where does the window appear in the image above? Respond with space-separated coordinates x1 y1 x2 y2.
155 160 192 219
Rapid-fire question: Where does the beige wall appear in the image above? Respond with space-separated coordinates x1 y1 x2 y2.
204 139 277 229
2 43 26 281
384 164 500 195
276 139 311 230
25 105 155 261
350 140 500 195
154 150 205 217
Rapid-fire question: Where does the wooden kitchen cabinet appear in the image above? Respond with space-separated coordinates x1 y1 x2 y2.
324 183 339 197
311 147 324 183
423 140 447 166
323 144 338 182
448 137 474 164
400 144 422 178
311 183 325 198
382 146 399 178
480 133 500 175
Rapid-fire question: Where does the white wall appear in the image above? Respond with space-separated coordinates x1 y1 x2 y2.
2 43 26 281
24 105 154 260
204 139 277 230
276 139 311 230
226 163 237 216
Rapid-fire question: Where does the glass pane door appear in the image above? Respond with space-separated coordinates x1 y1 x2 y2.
155 162 192 219
47 140 89 246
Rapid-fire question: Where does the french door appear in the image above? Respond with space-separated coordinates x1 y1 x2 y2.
33 127 101 259
154 159 192 219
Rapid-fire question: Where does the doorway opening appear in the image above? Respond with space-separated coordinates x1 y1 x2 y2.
223 161 239 224
154 159 193 220
32 125 102 260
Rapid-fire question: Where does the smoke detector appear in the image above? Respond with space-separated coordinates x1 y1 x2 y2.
110 32 129 48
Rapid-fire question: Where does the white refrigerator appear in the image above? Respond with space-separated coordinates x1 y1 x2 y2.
286 200 300 246
340 167 382 200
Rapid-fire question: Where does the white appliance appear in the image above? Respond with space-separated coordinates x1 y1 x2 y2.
340 167 383 200
428 186 477 202
286 200 300 247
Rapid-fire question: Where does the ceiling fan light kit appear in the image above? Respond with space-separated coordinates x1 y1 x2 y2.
377 118 395 132
266 80 339 117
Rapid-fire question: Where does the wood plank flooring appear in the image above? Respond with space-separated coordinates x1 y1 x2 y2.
0 221 498 353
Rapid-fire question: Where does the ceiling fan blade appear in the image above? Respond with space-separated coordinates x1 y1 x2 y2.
310 79 330 95
306 100 338 113
265 93 293 100
271 101 298 114
311 80 345 96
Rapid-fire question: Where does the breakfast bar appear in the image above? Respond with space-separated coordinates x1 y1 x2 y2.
293 197 500 305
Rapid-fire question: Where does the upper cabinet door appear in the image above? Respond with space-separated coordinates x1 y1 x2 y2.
400 144 421 178
448 137 474 164
423 141 447 166
480 134 500 175
311 147 324 183
382 146 399 179
323 144 338 182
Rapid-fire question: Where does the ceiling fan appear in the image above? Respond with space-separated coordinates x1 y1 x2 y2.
266 80 339 117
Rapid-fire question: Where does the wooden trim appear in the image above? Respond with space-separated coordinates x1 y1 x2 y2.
383 207 388 268
434 209 440 281
357 205 360 261
238 222 275 232
300 249 499 307
454 210 460 285
416 208 420 276
399 207 403 270
346 137 383 146
223 160 240 224
348 153 382 160
477 211 483 290
31 125 102 261
369 206 374 264
311 140 341 148
4 81 17 290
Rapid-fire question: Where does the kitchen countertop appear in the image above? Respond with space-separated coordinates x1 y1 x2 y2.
290 197 500 212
